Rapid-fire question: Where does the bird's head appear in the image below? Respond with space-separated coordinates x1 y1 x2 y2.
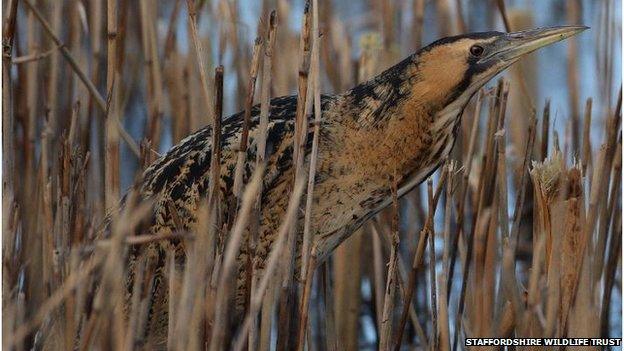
412 25 588 107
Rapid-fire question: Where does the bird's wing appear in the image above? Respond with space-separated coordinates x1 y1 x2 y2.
139 95 332 232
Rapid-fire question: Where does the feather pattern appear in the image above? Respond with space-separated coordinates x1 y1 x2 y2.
128 34 489 343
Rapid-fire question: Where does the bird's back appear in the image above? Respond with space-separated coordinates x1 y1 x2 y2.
133 95 335 343
139 93 344 234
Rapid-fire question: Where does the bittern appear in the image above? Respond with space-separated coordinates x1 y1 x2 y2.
132 25 586 342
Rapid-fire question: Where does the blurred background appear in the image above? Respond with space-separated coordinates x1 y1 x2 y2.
3 0 621 350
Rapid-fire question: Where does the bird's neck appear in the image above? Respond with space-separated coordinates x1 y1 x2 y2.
339 50 467 127
326 53 469 184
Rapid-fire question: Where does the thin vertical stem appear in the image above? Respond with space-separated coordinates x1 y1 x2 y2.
186 0 215 124
105 0 120 212
426 180 438 351
277 3 311 349
252 11 278 351
2 0 18 195
301 0 322 283
582 98 593 173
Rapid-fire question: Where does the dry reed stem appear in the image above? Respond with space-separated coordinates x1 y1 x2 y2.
454 0 466 33
94 231 192 249
209 65 224 222
139 0 165 148
495 128 509 238
12 46 59 64
481 85 510 338
89 0 105 219
292 0 312 186
374 220 429 349
22 0 140 158
170 65 223 350
8 256 101 348
437 273 451 351
21 0 103 111
256 10 278 170
124 250 145 350
13 197 152 349
541 99 551 161
452 83 506 350
1 0 18 198
378 174 401 351
321 262 339 351
522 214 548 337
186 0 215 125
296 0 323 348
232 178 306 351
447 90 484 298
581 98 593 173
371 222 385 326
296 244 318 351
251 11 278 351
440 163 457 351
277 3 312 348
412 0 425 50
2 0 18 48
592 141 620 285
90 194 151 349
529 151 578 336
496 0 512 33
394 173 447 351
22 10 43 285
209 167 264 350
104 0 121 213
194 65 224 350
492 127 513 332
380 236 400 350
500 238 522 334
234 35 263 344
233 37 263 200
165 253 179 350
570 90 621 317
510 111 538 254
559 171 585 337
163 0 182 62
170 203 211 349
435 0 454 37
426 179 439 351
600 186 621 337
567 0 582 155
301 0 322 282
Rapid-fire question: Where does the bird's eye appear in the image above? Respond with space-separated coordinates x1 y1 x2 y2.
470 45 484 57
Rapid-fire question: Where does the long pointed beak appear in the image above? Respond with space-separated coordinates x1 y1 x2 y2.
485 25 588 64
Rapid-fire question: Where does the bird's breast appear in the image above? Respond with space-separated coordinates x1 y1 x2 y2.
309 112 433 237
309 97 467 246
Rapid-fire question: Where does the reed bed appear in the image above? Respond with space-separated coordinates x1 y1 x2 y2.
2 0 621 350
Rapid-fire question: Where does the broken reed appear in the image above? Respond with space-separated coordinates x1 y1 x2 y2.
3 1 621 351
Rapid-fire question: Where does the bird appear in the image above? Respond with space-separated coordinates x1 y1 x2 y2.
130 25 586 343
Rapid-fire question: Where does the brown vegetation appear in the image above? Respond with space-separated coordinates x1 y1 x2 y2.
3 0 621 350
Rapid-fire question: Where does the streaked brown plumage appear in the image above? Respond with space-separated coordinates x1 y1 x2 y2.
126 25 586 343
